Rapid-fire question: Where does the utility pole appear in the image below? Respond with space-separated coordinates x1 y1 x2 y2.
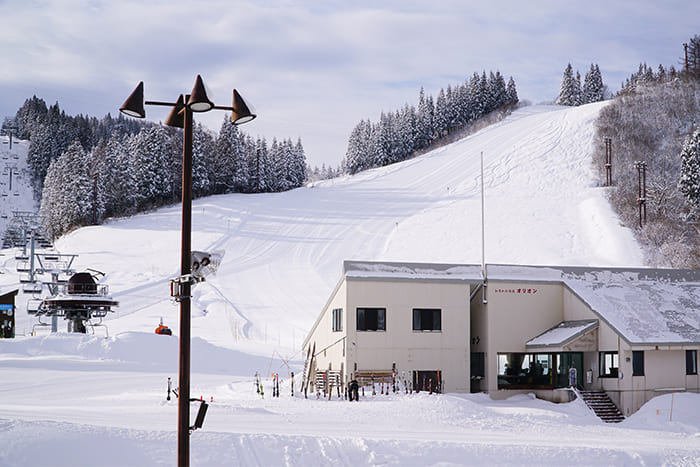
634 161 647 228
684 43 689 73
604 137 612 186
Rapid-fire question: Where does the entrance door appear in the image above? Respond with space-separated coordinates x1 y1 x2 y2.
413 370 442 393
556 353 583 389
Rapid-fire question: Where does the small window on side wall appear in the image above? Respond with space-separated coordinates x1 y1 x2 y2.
632 351 644 376
332 308 343 332
687 350 698 375
599 351 619 378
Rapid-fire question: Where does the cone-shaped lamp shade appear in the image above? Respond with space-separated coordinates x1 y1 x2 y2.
120 81 146 118
164 95 186 128
187 75 214 112
231 89 256 125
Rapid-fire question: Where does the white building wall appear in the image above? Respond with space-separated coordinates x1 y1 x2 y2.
304 280 347 386
345 279 471 393
482 282 564 396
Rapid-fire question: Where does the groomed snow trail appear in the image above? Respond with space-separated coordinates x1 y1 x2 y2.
0 103 679 467
38 103 643 353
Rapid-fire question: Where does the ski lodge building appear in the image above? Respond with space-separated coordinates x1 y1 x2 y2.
302 260 700 416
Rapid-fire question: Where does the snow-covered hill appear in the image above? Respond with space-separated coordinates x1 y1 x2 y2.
2 103 696 466
10 102 644 345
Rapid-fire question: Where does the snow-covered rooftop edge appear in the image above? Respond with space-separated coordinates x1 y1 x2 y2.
343 260 700 345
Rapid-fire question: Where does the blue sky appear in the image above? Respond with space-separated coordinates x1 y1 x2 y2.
0 0 698 167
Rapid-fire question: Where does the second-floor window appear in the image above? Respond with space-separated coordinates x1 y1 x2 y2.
413 308 441 332
357 307 386 331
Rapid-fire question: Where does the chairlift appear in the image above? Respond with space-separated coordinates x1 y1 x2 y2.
86 317 109 338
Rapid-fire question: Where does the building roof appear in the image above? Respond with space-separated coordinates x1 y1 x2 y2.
488 264 700 346
565 276 700 346
342 261 700 346
526 320 598 348
344 260 483 283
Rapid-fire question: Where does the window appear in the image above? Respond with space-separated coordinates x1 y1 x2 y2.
599 351 619 378
332 308 343 332
687 350 698 375
497 352 582 389
412 308 441 332
356 307 386 331
632 351 644 376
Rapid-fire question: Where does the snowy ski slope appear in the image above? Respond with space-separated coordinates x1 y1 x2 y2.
2 103 696 467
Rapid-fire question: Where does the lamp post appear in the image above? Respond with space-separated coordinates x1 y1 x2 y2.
119 75 255 467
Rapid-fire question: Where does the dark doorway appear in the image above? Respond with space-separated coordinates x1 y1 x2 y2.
413 370 442 393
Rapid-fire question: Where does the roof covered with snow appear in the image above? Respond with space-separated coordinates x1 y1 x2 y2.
488 264 700 345
344 260 484 283
343 261 700 345
564 275 700 346
526 320 598 348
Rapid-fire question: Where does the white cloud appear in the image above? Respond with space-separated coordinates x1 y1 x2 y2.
0 0 698 166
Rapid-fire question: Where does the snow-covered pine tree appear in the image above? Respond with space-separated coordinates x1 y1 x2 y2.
39 141 93 239
506 76 519 106
102 133 135 217
679 127 700 206
444 84 460 132
127 126 174 209
397 104 418 157
582 64 605 104
214 116 248 193
487 71 507 112
85 140 107 225
556 63 578 106
291 138 307 187
469 72 487 119
574 71 582 105
191 122 215 198
434 89 449 137
416 87 434 149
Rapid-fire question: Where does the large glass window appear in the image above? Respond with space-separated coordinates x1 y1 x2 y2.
599 351 619 378
632 351 644 376
356 307 386 331
497 352 582 389
412 308 441 332
332 308 343 332
687 350 698 375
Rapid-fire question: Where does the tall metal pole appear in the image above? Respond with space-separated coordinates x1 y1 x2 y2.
480 151 486 281
178 101 193 467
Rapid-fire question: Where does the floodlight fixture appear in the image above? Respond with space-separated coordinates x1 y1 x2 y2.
187 74 214 112
165 94 186 129
119 81 146 118
230 89 256 124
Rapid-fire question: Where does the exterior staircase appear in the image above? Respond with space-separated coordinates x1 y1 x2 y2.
579 390 625 423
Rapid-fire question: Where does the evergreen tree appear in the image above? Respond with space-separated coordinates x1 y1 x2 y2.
127 126 174 209
39 141 93 239
506 76 519 106
687 34 700 79
679 127 700 205
582 63 605 104
102 133 135 217
557 63 578 106
191 122 215 198
416 87 434 149
434 88 449 137
214 117 248 192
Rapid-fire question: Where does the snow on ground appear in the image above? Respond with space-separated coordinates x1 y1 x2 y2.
1 103 697 466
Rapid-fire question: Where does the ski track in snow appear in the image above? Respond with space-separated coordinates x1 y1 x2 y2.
0 105 687 466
